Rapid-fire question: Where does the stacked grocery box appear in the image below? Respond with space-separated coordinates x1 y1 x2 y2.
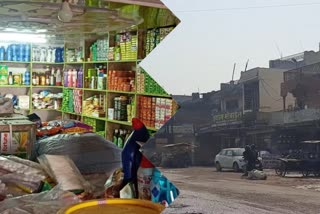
155 98 173 129
73 89 82 114
138 96 156 128
96 38 109 61
136 67 167 95
0 65 8 85
107 70 135 92
119 33 138 61
145 27 174 56
136 67 145 93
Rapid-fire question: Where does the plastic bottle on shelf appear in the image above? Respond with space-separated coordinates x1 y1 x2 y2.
45 73 50 86
137 155 154 200
67 69 73 87
77 68 83 88
6 45 12 61
50 67 56 86
117 129 124 148
8 72 13 85
63 69 68 87
56 68 62 86
32 72 36 86
113 129 119 146
51 48 56 63
11 44 17 61
25 44 30 62
35 73 40 86
19 44 24 62
72 69 78 88
0 46 5 61
24 70 30 85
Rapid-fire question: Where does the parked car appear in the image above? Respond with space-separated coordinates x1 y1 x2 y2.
214 148 246 172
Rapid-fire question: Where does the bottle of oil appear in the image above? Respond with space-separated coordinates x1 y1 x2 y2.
8 72 13 85
113 129 119 146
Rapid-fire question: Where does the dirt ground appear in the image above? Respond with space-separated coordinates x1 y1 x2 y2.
160 167 320 214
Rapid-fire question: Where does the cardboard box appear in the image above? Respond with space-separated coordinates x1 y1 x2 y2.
1 131 28 154
0 65 8 85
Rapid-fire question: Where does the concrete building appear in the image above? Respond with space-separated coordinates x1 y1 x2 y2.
269 50 320 70
239 67 295 113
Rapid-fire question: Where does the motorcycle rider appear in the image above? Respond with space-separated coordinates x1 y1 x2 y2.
242 145 255 176
251 144 263 171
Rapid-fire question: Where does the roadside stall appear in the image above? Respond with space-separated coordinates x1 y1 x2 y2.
275 140 320 177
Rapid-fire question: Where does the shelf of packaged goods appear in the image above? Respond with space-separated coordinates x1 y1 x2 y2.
106 119 132 126
0 61 30 64
84 61 108 64
32 108 61 111
108 60 137 63
32 85 64 88
32 62 64 65
0 85 31 88
83 88 107 92
107 90 136 95
64 62 85 64
137 92 172 98
63 111 82 116
82 115 107 121
63 87 83 90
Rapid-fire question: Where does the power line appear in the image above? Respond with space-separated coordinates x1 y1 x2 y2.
175 2 320 13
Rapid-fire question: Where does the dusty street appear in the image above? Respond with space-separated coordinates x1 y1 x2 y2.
161 167 320 214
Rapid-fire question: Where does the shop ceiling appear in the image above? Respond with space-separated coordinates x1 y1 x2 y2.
0 0 178 41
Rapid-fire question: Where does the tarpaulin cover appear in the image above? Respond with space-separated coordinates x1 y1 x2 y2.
31 133 122 174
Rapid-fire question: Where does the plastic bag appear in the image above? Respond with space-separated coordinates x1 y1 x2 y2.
0 156 45 176
0 173 45 194
0 181 6 202
0 156 46 194
247 169 267 180
104 168 124 198
5 156 44 172
31 133 122 174
0 184 81 214
37 154 92 194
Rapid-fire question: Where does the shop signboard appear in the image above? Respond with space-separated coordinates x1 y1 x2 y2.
213 111 242 124
172 125 194 134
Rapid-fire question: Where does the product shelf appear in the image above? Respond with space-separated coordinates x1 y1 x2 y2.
108 60 137 63
83 88 107 92
32 62 64 65
0 61 30 64
0 85 31 88
107 119 132 126
32 108 61 111
85 61 108 64
137 92 171 98
63 86 83 90
64 62 84 64
64 111 82 116
82 115 107 121
32 86 64 88
107 90 136 95
0 23 178 138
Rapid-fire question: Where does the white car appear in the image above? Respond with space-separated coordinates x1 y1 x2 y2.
214 148 246 172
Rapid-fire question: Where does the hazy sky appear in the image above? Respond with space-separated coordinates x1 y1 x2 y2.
140 0 320 95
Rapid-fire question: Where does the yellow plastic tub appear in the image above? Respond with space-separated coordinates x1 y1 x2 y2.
57 199 165 214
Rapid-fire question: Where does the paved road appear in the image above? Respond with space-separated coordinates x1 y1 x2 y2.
161 167 320 214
